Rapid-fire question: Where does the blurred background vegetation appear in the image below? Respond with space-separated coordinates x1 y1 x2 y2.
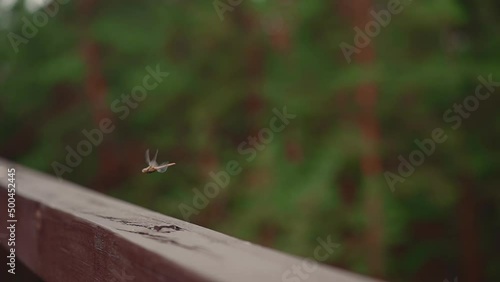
1 0 499 281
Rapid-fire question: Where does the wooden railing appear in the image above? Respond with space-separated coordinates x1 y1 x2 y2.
0 158 383 282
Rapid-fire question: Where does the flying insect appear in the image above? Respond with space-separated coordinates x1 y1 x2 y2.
142 149 176 174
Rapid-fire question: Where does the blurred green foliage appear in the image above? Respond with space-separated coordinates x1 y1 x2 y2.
1 0 499 281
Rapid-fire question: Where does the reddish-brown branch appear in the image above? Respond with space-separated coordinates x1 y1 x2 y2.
78 0 121 191
339 0 385 277
457 176 483 281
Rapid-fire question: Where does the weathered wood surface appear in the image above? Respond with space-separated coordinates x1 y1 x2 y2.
0 158 383 282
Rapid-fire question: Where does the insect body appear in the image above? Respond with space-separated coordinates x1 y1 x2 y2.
142 149 176 174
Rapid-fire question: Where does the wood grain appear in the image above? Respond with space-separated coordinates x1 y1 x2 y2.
0 158 383 282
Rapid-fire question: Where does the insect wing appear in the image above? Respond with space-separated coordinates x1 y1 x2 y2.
145 149 151 164
151 149 159 166
156 162 171 173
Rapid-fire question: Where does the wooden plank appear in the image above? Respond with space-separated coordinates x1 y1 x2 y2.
0 158 383 282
